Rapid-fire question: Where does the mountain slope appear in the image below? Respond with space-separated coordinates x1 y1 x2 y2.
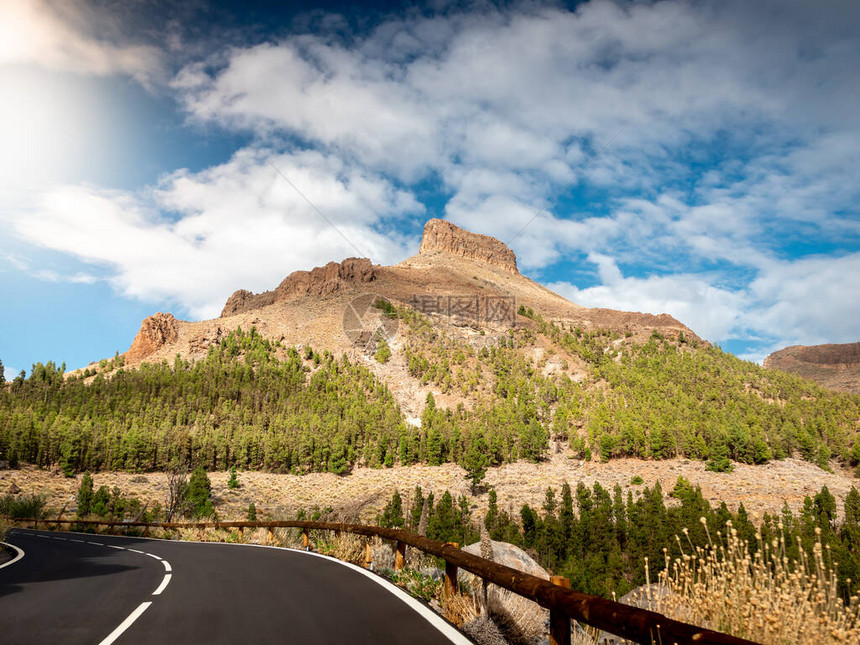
765 342 860 395
2 219 858 475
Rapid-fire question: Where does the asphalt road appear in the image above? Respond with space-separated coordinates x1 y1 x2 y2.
0 529 471 644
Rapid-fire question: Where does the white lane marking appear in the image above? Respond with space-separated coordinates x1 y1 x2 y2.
87 541 103 546
146 552 162 561
107 545 125 550
146 536 470 644
151 573 172 596
71 539 85 543
0 542 25 570
294 548 472 645
127 548 144 554
36 534 49 539
97 601 152 645
24 530 465 643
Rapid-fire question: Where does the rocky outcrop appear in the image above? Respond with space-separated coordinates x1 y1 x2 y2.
461 540 549 579
221 289 276 317
125 313 179 363
419 219 519 274
765 342 860 394
765 342 860 367
461 540 549 644
220 257 375 317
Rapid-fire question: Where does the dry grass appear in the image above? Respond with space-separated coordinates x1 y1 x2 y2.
647 520 860 644
2 453 856 531
485 587 548 644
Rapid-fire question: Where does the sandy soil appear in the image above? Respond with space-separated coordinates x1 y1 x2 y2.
2 452 857 525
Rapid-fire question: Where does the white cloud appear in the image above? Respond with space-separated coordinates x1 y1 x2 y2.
5 0 859 358
8 149 424 319
549 257 748 342
551 250 860 357
0 1 164 85
745 254 860 347
172 0 859 268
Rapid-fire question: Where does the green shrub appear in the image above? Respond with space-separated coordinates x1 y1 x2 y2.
631 475 644 485
706 455 734 473
0 493 47 519
375 338 392 363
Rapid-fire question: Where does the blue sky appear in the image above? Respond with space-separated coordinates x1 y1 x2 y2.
1 0 859 379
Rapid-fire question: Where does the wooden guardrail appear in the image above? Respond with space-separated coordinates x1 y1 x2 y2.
9 517 758 645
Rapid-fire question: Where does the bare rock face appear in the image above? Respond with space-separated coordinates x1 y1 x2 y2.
221 289 276 318
274 257 375 300
125 313 180 363
419 219 519 274
220 257 375 317
765 342 860 394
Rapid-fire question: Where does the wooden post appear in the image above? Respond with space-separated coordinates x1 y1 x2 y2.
365 542 373 570
394 541 406 571
549 575 571 645
302 528 309 550
443 542 459 600
267 528 274 545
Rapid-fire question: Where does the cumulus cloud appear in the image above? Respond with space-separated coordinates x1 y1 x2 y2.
550 250 860 360
6 0 859 358
549 257 748 343
9 149 424 319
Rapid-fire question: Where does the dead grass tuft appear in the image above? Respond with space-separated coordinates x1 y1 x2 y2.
650 520 860 644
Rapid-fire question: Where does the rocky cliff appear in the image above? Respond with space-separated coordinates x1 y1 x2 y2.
114 218 699 371
125 313 179 363
419 218 519 273
764 342 860 394
221 257 375 317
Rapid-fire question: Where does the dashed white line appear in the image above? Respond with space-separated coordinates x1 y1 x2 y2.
97 601 152 645
34 532 176 642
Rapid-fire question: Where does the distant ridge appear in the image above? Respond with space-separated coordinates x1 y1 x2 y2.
765 341 860 394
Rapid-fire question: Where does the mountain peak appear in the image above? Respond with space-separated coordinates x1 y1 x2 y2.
419 219 518 274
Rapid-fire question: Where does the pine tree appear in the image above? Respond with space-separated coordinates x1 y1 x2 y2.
77 472 94 517
247 502 257 521
462 433 488 493
378 490 405 528
186 466 214 518
228 465 239 489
